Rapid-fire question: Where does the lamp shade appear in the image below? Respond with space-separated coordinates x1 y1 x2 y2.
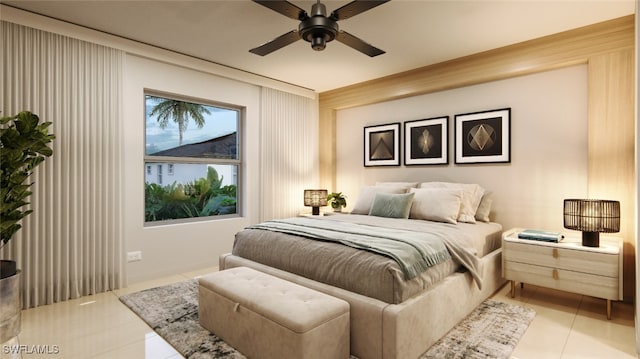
563 199 620 247
304 189 328 215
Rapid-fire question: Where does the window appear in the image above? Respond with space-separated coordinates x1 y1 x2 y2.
157 164 163 185
144 92 241 224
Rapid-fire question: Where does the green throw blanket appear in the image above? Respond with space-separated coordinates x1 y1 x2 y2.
247 217 452 280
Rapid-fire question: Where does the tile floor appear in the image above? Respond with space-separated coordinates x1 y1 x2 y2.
1 266 636 359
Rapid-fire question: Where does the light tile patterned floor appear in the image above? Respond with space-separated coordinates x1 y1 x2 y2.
2 266 636 359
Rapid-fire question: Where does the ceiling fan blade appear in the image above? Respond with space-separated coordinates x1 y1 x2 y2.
330 0 390 21
249 30 301 56
253 0 309 20
335 31 385 57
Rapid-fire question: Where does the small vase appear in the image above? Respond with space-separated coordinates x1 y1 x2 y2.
333 207 342 213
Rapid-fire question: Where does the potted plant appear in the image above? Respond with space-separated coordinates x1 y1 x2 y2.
0 111 55 343
326 192 347 212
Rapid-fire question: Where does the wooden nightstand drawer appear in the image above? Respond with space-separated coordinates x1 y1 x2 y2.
502 228 623 319
503 240 619 277
504 261 620 300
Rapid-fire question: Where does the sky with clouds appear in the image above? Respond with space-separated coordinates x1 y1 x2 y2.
145 98 238 155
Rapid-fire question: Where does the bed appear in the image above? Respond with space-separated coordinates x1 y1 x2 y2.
220 182 506 359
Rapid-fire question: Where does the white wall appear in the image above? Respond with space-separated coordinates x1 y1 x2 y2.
123 54 262 283
336 65 588 233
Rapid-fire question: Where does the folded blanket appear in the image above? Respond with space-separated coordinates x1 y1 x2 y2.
248 217 454 282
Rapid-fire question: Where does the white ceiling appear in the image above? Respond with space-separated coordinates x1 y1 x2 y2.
2 0 635 92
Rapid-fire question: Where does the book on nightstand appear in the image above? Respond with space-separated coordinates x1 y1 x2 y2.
517 229 564 243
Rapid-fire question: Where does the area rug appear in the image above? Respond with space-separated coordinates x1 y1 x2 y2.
120 279 535 359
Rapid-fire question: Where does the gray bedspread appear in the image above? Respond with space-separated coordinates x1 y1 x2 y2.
247 217 451 281
232 214 500 304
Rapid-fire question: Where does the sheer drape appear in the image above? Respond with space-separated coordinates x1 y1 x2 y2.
1 22 124 308
260 87 319 221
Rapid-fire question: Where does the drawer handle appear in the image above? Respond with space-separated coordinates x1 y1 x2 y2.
552 248 559 258
553 269 559 280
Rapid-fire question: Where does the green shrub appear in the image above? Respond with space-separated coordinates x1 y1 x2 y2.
144 167 237 222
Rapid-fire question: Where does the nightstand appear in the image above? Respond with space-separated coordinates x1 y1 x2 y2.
502 228 623 319
298 211 340 217
298 212 335 217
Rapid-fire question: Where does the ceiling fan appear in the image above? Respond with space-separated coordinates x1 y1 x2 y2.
249 0 390 57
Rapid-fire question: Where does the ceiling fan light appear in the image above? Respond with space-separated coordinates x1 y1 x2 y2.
311 36 326 51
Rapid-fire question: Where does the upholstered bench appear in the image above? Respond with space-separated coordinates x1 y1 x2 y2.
198 266 350 359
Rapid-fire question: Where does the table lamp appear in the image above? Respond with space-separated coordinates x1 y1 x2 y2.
563 199 620 247
304 189 328 215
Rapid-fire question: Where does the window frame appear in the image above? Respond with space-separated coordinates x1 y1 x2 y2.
143 90 243 226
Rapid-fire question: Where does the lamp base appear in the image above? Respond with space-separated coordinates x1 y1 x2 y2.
312 206 320 215
582 231 600 247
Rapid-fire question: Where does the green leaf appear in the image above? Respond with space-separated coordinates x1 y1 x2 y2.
0 111 54 244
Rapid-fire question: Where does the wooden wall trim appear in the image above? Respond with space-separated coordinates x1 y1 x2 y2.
318 15 635 300
588 49 636 301
319 15 634 111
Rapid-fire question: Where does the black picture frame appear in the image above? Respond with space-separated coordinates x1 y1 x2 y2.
454 108 511 164
404 116 448 165
364 123 400 167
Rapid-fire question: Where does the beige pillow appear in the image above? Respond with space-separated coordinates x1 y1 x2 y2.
418 182 485 223
475 192 493 222
409 188 463 224
351 186 407 214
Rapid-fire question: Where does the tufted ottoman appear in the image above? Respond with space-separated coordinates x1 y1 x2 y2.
198 266 350 359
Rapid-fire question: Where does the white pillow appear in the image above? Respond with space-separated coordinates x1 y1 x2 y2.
351 186 407 214
418 182 485 223
375 182 419 191
475 191 493 222
409 188 463 224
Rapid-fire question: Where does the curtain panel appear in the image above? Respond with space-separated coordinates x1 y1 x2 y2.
260 88 319 221
1 21 124 308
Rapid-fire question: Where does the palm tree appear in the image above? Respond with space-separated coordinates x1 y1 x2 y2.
148 96 212 145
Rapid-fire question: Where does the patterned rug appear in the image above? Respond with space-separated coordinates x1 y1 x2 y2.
119 279 535 359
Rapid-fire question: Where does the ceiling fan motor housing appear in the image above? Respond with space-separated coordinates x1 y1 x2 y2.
298 2 339 51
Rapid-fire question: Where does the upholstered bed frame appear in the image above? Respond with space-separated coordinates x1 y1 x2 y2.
220 247 505 359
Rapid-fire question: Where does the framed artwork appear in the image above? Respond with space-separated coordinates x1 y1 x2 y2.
404 116 448 165
455 108 510 164
364 123 400 167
